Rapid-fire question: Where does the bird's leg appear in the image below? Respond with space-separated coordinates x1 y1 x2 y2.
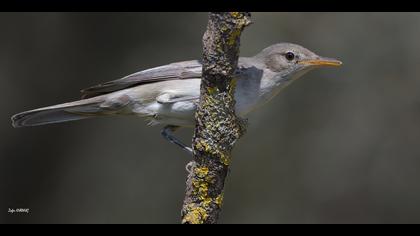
161 125 193 155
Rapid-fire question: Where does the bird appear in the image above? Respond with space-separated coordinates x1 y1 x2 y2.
11 43 341 153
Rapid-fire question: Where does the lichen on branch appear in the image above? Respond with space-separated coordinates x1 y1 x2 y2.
181 12 251 224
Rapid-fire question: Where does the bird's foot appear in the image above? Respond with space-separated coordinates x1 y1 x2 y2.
161 125 193 155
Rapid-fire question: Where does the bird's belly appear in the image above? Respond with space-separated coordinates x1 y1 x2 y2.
135 97 257 126
134 101 197 126
131 80 264 126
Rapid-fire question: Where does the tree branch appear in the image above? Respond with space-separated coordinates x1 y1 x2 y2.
181 12 251 224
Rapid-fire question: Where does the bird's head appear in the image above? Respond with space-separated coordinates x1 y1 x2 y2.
255 43 342 82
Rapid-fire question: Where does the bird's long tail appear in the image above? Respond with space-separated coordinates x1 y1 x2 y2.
11 95 111 128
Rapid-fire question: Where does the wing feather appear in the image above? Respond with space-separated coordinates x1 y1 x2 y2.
80 60 202 99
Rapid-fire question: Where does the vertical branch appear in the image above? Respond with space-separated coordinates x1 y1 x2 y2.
181 12 251 224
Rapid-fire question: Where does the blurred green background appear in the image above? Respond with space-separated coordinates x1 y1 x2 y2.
1 12 420 224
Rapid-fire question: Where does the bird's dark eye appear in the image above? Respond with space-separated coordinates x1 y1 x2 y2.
285 52 295 61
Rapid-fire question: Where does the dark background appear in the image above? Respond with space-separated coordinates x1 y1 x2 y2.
1 12 420 223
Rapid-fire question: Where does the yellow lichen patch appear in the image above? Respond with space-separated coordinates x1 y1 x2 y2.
203 197 212 207
219 152 231 166
195 135 232 166
230 12 240 18
229 78 237 94
196 139 211 152
195 141 203 150
230 78 237 88
192 179 209 200
207 87 218 95
194 166 209 178
182 204 208 224
215 194 224 207
228 29 241 46
230 12 252 27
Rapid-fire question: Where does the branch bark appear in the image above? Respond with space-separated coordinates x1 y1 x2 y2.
181 12 251 224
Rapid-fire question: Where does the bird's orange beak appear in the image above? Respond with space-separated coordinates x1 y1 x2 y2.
298 57 342 67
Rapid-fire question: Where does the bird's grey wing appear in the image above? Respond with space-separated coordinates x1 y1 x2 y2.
80 60 202 99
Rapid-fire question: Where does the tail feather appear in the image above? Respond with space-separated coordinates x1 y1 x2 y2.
11 97 105 128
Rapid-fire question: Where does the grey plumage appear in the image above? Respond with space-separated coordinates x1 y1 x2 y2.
11 43 341 129
80 60 203 99
11 96 105 127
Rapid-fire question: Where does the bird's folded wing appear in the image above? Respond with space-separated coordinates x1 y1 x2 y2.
80 60 203 99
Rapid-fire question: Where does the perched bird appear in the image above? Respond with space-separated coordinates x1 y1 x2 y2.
11 43 341 153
